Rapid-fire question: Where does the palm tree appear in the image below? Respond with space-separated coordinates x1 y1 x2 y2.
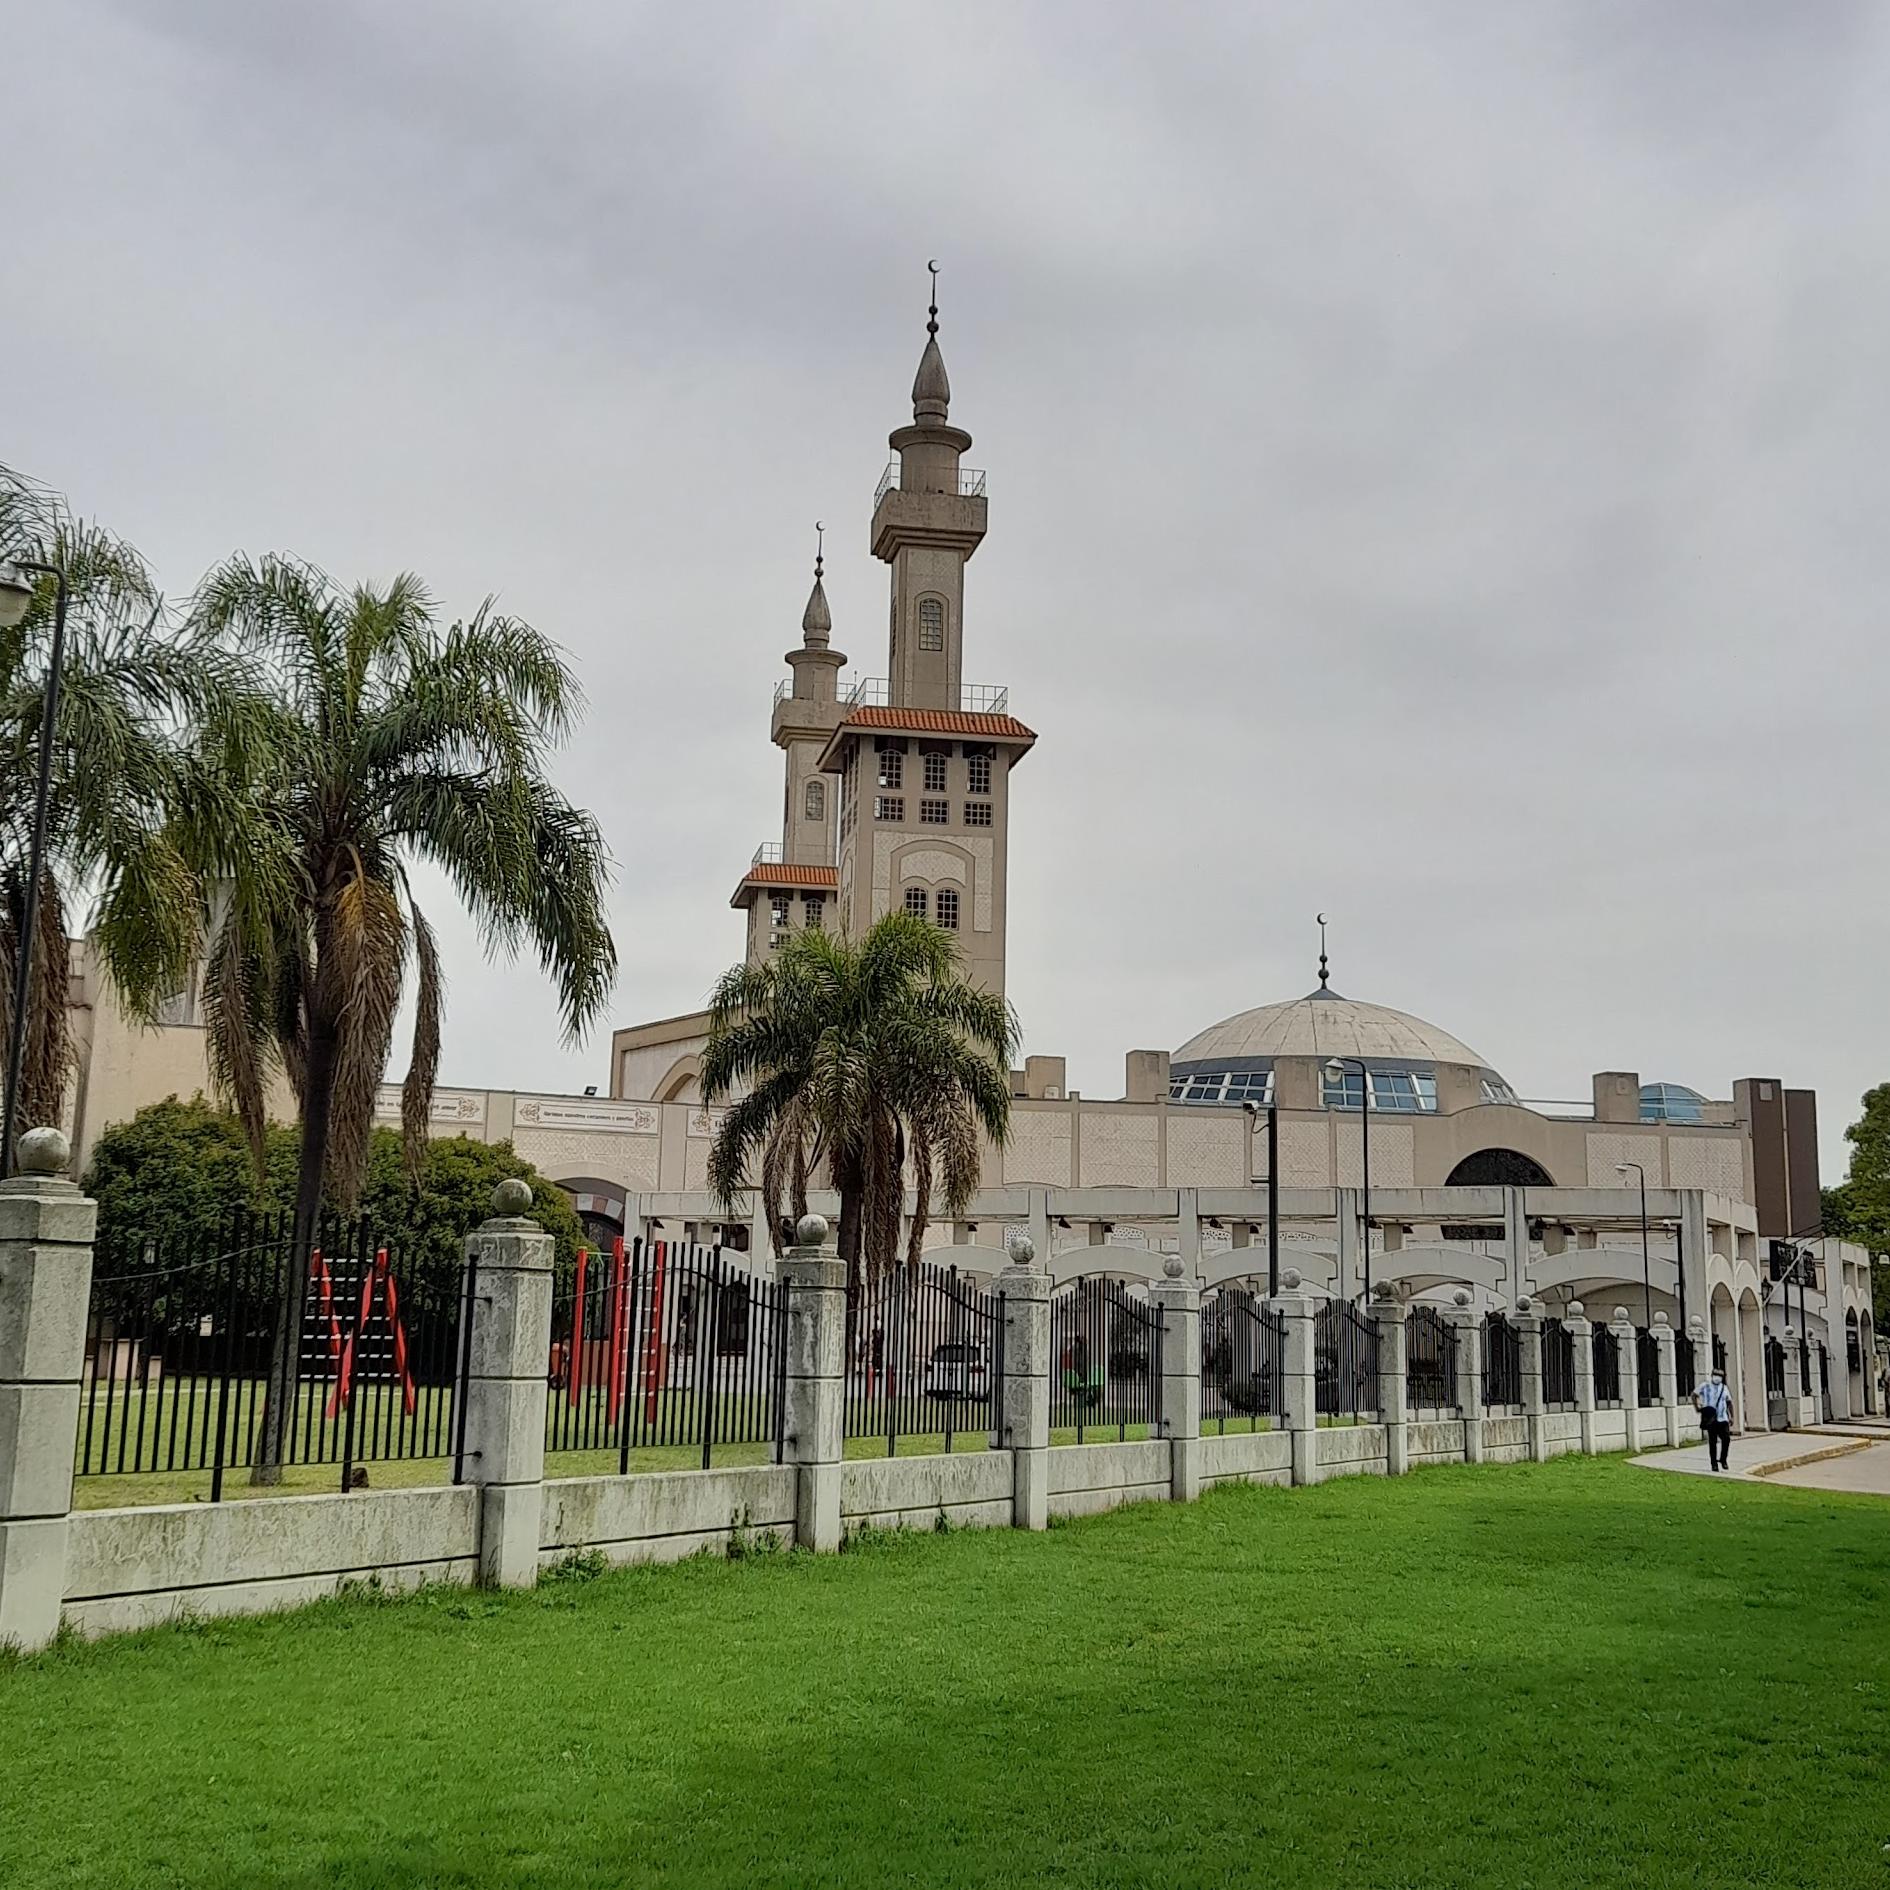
0 465 255 1135
183 553 617 1479
702 911 1016 1282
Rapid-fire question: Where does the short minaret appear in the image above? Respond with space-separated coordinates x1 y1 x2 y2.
819 274 1035 997
871 264 988 712
730 533 846 965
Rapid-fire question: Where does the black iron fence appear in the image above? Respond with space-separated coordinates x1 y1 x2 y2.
1405 1305 1458 1411
1483 1312 1521 1410
545 1240 788 1470
844 1262 1006 1454
1201 1286 1286 1431
1763 1333 1787 1400
1592 1327 1622 1406
1542 1318 1576 1409
1712 1333 1728 1376
1050 1276 1163 1442
1635 1326 1661 1406
1316 1297 1379 1419
1675 1332 1697 1394
78 1209 464 1500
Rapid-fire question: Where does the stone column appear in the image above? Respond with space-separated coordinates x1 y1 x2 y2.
0 1131 94 1654
1780 1324 1812 1432
994 1232 1051 1529
1516 1298 1548 1463
1567 1302 1596 1454
1273 1271 1319 1487
1652 1313 1681 1447
1150 1256 1201 1502
1446 1291 1482 1464
781 1214 846 1551
461 1180 554 1589
1370 1285 1408 1476
1612 1308 1641 1450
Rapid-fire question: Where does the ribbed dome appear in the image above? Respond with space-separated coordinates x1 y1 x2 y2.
1174 989 1496 1072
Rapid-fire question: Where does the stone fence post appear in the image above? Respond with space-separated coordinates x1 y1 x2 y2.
1149 1256 1201 1503
0 1130 93 1653
1612 1308 1641 1449
1516 1300 1547 1463
1273 1272 1318 1487
1653 1313 1680 1447
1567 1302 1596 1454
995 1233 1051 1529
1446 1292 1482 1464
781 1215 845 1551
1370 1286 1407 1475
460 1179 554 1588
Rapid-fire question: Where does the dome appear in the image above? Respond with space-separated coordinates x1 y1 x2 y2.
1175 988 1495 1071
1640 1081 1705 1124
1169 987 1514 1113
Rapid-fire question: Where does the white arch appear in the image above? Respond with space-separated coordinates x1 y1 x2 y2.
1046 1241 1167 1285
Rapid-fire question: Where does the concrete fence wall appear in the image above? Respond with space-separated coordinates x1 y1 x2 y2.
0 1180 1704 1652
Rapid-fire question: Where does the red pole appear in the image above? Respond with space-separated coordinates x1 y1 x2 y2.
381 1251 416 1415
606 1236 629 1427
568 1247 589 1408
642 1241 669 1424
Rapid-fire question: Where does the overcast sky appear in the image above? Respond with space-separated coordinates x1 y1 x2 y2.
4 3 1886 1176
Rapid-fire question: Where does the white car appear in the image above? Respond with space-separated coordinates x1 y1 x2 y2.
923 1340 989 1401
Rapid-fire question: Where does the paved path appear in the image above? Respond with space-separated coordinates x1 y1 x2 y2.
1633 1426 1890 1496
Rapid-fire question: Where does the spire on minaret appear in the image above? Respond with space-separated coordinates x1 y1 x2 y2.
800 521 831 648
912 259 951 422
1315 912 1336 996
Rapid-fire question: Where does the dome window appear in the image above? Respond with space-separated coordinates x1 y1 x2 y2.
1640 1083 1705 1123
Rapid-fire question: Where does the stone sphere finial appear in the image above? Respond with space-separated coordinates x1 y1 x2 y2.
1163 1253 1184 1280
1613 1306 1629 1325
1280 1266 1301 1291
1452 1287 1471 1308
1568 1299 1585 1317
15 1126 69 1176
1006 1231 1035 1266
1514 1294 1532 1315
1687 1314 1705 1336
1371 1279 1398 1303
1653 1310 1670 1328
492 1177 532 1215
795 1212 829 1249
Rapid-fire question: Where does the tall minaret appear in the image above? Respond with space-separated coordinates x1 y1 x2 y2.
815 275 1036 997
729 533 846 965
873 263 987 710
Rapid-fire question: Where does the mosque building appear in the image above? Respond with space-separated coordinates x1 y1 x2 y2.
59 291 1881 1430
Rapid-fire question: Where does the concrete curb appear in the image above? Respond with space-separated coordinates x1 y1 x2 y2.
1747 1439 1874 1479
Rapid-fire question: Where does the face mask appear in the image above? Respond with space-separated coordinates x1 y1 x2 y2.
1711 1373 1725 1385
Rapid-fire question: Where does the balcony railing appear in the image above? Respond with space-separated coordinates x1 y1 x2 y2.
751 841 783 866
873 461 988 507
844 676 1009 715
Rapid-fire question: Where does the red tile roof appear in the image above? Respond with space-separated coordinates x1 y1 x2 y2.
817 704 1037 770
729 862 839 908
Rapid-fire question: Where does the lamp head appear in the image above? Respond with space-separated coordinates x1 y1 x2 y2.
0 565 35 631
1324 1058 1345 1086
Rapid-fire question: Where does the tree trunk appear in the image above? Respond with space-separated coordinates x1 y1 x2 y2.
251 998 340 1484
835 1148 863 1292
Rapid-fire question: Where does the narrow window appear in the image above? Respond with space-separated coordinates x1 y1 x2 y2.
964 801 992 827
802 894 824 929
966 751 992 795
804 780 825 821
922 751 949 792
904 887 929 918
920 799 949 824
875 796 904 821
918 596 945 651
877 741 904 790
936 888 959 930
770 894 790 929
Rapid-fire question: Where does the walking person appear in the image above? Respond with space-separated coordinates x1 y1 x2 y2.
1694 1367 1733 1472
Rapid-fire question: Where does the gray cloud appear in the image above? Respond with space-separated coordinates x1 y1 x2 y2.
3 1 1884 1173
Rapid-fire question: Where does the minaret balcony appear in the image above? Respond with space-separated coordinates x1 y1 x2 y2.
844 676 1009 715
870 472 987 562
874 461 986 506
752 841 783 866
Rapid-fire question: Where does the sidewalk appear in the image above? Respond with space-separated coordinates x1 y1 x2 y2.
1633 1428 1890 1496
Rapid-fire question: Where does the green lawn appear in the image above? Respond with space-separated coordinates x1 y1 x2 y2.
5 1456 1886 1887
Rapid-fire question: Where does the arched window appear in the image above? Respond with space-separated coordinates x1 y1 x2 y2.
917 596 945 651
804 779 825 821
904 886 928 918
1444 1149 1556 1188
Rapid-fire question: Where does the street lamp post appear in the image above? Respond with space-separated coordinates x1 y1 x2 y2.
1615 1161 1653 1330
0 561 70 1177
1323 1056 1371 1301
1242 1099 1281 1296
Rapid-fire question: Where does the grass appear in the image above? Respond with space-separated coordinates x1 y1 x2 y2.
6 1457 1887 1888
